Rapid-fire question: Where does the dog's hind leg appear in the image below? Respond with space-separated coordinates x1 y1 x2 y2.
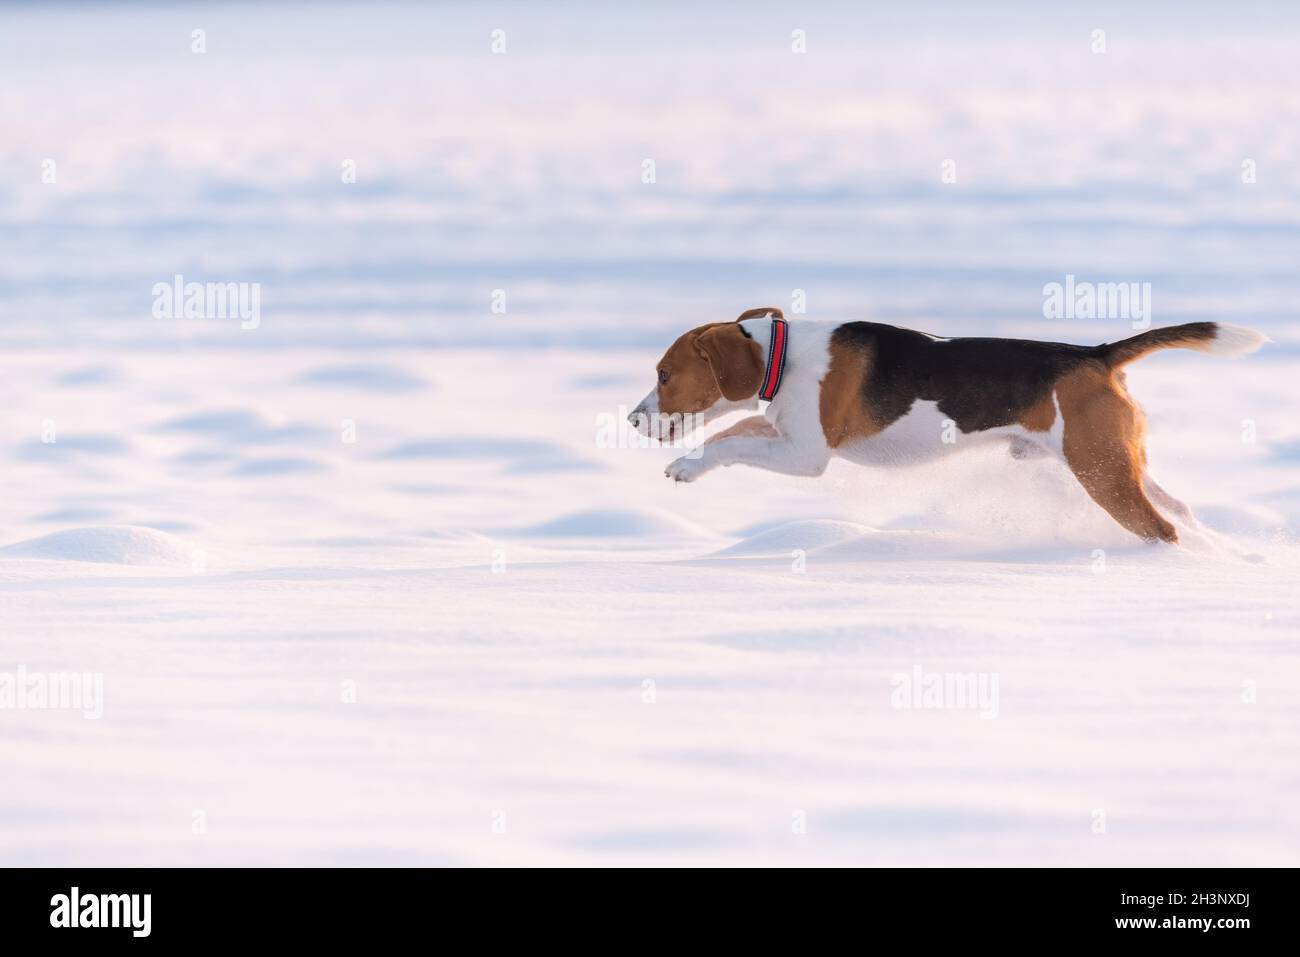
1068 455 1178 543
1058 368 1179 544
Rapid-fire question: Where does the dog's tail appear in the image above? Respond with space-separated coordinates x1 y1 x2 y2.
1099 322 1270 368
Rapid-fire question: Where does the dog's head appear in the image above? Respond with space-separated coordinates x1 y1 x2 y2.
629 308 780 441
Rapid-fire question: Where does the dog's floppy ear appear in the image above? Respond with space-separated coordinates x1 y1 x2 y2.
694 324 763 401
734 306 785 323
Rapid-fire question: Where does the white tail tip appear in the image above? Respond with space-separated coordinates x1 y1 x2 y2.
1201 324 1270 357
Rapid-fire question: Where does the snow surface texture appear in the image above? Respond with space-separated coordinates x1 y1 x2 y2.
2 2 1299 866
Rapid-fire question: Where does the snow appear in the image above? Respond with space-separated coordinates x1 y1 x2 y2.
1 1 1298 866
0 527 193 567
2 346 1296 866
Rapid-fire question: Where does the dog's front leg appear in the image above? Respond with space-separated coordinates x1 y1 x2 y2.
665 436 829 483
703 414 779 445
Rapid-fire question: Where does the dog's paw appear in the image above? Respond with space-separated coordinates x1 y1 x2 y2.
664 456 707 483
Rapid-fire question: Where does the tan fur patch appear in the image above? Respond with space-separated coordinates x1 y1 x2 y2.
704 415 779 446
1018 393 1057 432
695 324 763 401
654 323 728 415
819 338 880 448
1056 363 1177 543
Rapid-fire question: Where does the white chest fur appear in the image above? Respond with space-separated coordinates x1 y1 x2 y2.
740 318 834 455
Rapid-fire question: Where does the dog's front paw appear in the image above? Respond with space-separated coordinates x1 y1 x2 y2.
664 455 707 483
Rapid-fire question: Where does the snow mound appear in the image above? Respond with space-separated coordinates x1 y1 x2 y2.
711 520 876 557
158 408 325 444
1194 503 1288 537
159 408 275 436
811 528 1082 562
0 526 194 566
516 508 708 539
298 363 428 393
711 521 1099 564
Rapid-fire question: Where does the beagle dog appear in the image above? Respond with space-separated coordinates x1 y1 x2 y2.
629 307 1268 543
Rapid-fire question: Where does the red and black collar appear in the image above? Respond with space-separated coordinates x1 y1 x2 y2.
759 316 788 401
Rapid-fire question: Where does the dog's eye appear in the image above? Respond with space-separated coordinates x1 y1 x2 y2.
658 368 670 385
